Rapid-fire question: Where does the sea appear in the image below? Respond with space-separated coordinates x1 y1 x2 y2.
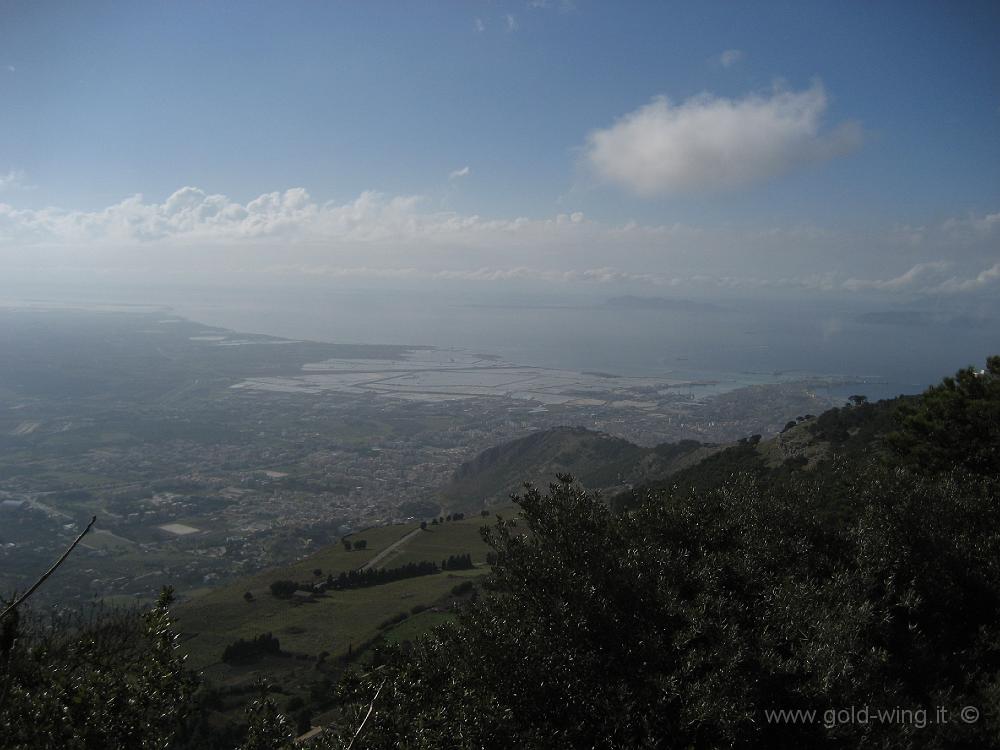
5 282 998 402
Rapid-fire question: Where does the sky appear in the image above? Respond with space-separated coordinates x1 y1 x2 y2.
1 0 999 302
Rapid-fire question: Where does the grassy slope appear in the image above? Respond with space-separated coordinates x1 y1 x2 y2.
175 510 508 675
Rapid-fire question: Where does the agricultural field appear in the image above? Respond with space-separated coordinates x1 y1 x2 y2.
172 509 510 728
175 508 507 670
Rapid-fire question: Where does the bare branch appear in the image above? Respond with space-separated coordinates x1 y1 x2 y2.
346 678 386 750
0 516 96 621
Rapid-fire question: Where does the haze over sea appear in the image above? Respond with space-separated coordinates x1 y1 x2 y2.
9 282 995 402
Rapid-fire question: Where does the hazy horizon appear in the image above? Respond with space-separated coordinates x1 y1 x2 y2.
2 280 994 396
2 1 998 344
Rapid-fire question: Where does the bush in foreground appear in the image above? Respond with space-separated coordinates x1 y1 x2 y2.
324 468 1000 749
0 587 194 749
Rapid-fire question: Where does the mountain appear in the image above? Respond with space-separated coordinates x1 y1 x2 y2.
438 426 716 511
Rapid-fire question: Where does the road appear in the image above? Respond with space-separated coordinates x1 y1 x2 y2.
359 526 423 571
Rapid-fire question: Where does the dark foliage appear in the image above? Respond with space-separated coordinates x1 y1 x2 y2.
269 580 299 599
376 612 409 631
326 468 1000 749
888 355 1000 475
330 561 438 591
451 580 475 597
441 553 473 570
0 588 195 749
222 633 284 664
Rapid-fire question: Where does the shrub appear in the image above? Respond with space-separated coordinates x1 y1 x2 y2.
269 580 299 599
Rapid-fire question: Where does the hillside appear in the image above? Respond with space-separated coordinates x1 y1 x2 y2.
320 357 1000 749
439 426 716 511
612 394 913 514
173 509 511 732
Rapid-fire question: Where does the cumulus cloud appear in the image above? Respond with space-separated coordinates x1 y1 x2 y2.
448 166 471 180
718 49 743 68
474 17 485 32
1 185 996 302
0 186 593 249
506 14 518 31
584 83 863 195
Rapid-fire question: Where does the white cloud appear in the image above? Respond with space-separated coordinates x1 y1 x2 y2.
941 211 1000 240
843 261 951 292
0 186 587 249
934 262 1000 293
505 14 518 31
1 185 997 302
842 260 1000 295
584 83 863 195
448 166 471 180
0 169 27 191
718 49 743 68
528 0 576 11
474 17 485 32
5 65 14 73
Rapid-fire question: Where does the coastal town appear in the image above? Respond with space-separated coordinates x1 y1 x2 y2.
0 308 839 605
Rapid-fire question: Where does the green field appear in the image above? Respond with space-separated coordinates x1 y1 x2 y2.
174 508 514 677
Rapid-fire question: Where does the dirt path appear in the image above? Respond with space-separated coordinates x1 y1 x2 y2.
359 527 423 571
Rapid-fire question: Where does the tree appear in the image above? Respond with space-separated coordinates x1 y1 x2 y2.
327 469 1000 749
353 539 368 551
313 568 323 578
269 580 298 599
888 355 1000 475
420 521 427 530
239 693 294 750
244 590 255 603
0 587 195 749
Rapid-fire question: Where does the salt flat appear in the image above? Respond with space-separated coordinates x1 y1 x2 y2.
231 348 730 408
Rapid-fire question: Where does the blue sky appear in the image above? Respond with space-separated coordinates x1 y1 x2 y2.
1 1 998 298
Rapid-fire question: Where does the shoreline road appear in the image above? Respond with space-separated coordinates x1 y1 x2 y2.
359 526 423 571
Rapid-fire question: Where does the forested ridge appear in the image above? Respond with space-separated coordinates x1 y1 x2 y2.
1 357 998 749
